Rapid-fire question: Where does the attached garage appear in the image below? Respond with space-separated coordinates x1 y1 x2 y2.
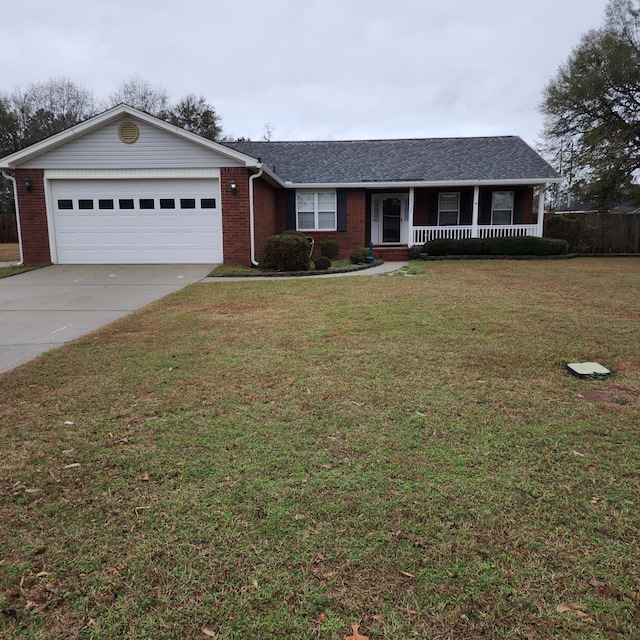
0 104 270 266
49 175 222 264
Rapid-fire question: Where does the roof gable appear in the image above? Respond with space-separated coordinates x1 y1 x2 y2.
225 137 560 185
0 104 260 170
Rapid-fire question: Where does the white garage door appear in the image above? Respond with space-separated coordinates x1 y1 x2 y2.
50 178 222 263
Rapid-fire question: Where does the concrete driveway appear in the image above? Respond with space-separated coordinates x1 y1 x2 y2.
0 264 214 375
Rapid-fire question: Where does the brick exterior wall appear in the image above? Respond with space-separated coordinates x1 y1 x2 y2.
15 169 51 264
307 189 368 259
220 167 252 266
523 188 535 224
253 177 280 264
220 168 282 267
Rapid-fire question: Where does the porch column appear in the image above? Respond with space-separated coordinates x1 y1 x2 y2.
536 184 546 238
407 187 415 246
471 185 480 238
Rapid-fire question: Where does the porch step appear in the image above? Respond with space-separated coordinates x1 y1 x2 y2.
372 245 409 261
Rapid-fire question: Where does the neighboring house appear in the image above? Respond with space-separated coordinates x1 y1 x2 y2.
0 104 560 266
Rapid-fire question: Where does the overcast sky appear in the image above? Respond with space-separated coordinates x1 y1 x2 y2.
1 0 609 147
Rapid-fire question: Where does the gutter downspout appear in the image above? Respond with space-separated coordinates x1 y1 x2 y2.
1 171 24 265
248 165 264 266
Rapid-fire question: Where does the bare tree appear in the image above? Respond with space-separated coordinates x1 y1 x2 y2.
108 75 170 116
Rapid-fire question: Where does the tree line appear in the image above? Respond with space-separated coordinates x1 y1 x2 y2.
541 0 640 210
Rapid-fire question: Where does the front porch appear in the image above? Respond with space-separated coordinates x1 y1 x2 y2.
369 185 547 253
372 223 543 261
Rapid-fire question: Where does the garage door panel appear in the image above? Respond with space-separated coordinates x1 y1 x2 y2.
51 178 222 264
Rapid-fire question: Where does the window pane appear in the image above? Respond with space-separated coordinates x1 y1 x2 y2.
57 199 73 210
439 193 459 211
160 198 175 209
180 199 196 209
119 199 134 209
493 210 512 225
492 192 513 210
298 211 315 229
297 193 315 211
317 192 336 210
78 199 93 210
139 199 155 209
439 210 459 226
200 198 216 209
99 199 114 210
318 211 335 229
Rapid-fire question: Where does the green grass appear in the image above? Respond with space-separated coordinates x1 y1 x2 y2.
0 266 39 279
1 259 639 639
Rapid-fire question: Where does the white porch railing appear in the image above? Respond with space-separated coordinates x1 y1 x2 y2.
412 224 540 246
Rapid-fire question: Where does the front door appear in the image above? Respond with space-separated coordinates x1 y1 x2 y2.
382 197 402 243
372 194 407 244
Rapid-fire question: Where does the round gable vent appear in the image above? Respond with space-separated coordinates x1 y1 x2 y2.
118 122 139 144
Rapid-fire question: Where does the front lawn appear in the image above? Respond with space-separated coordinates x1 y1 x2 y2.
1 259 638 639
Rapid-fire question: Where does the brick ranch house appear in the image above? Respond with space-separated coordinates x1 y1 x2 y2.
0 104 560 266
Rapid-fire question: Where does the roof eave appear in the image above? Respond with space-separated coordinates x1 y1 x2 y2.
284 177 562 189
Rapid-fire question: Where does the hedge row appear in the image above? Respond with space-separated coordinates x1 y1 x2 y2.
421 236 569 256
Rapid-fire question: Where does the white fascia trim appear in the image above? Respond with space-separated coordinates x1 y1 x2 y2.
255 164 285 187
0 104 261 169
284 178 562 189
44 168 221 180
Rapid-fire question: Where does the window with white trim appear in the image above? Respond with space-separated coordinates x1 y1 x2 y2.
296 191 336 230
438 192 460 226
491 191 514 225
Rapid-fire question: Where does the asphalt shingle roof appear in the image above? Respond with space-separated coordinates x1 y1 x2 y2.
224 136 559 185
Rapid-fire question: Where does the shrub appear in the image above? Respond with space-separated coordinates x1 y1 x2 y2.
320 240 340 260
349 251 364 264
421 238 484 256
420 236 569 257
260 233 310 271
407 245 423 259
280 230 310 241
313 256 332 270
483 236 569 256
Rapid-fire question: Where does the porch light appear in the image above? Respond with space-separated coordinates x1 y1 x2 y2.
229 179 238 195
24 177 32 192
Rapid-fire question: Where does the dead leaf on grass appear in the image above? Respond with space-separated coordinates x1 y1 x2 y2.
141 473 150 481
344 623 368 640
588 578 605 588
63 463 81 469
399 570 414 578
557 604 594 622
570 449 586 457
201 626 219 638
